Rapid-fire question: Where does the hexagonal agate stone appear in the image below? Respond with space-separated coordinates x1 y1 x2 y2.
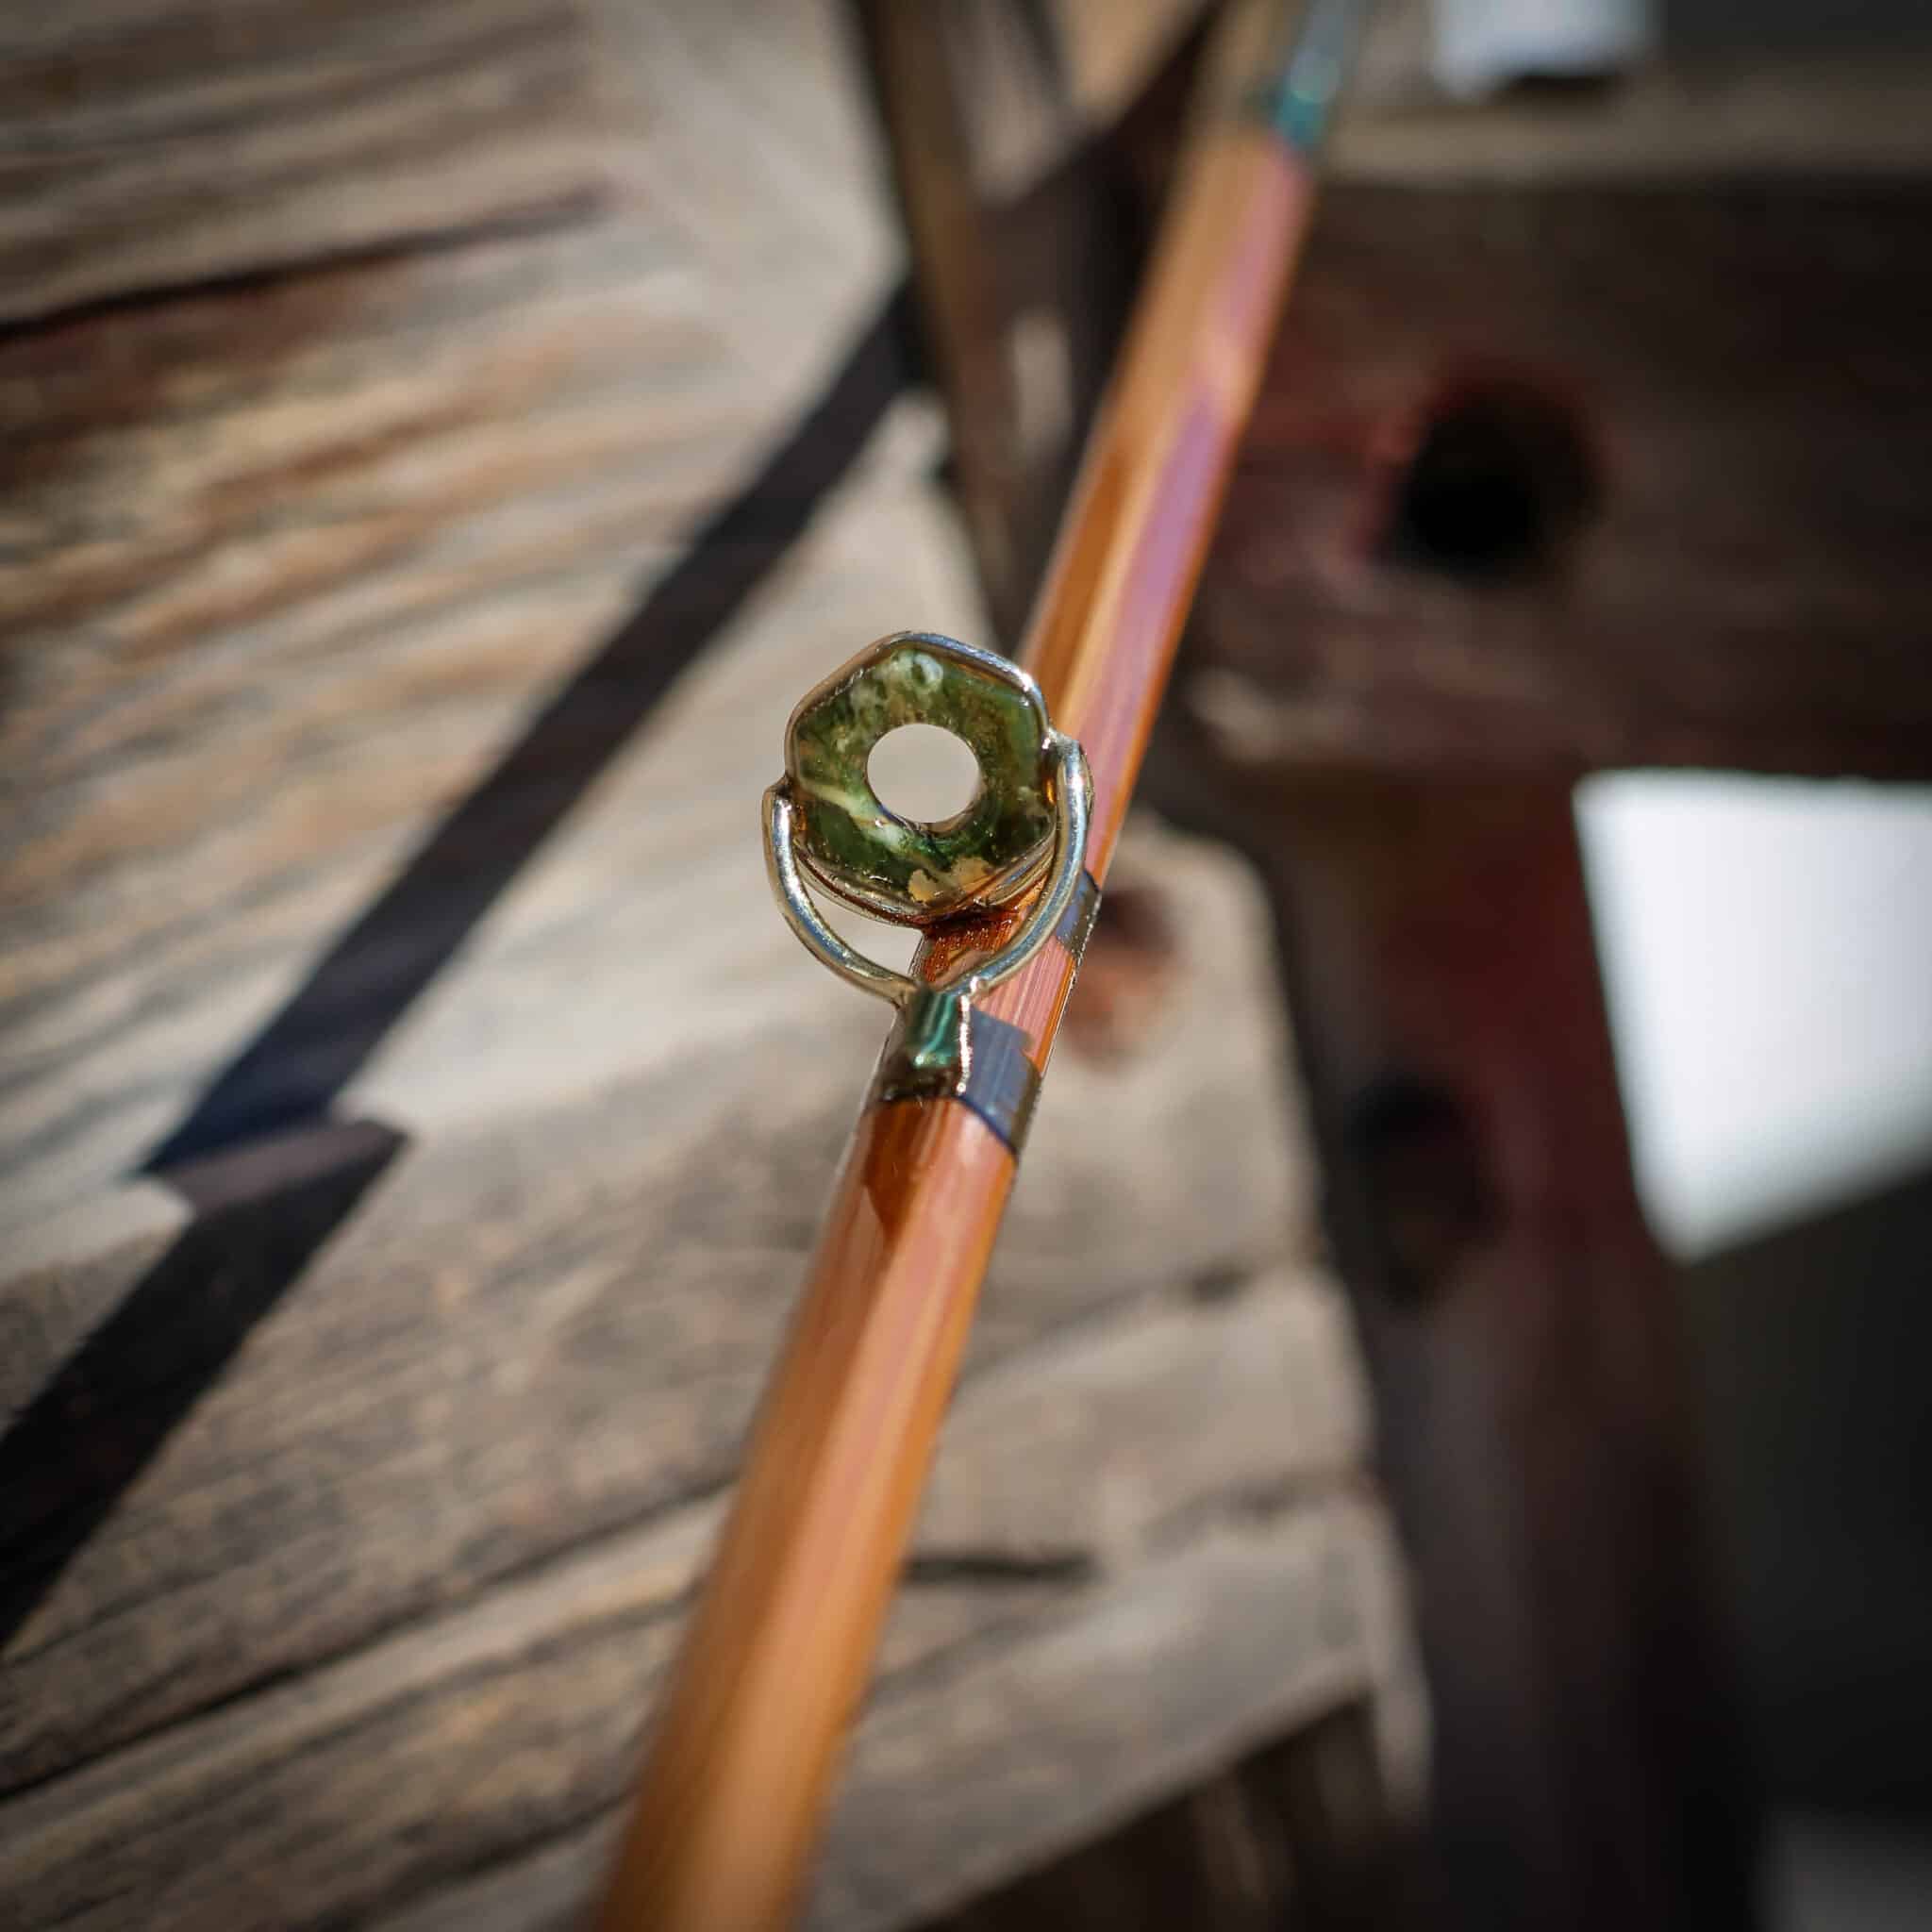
783 631 1056 925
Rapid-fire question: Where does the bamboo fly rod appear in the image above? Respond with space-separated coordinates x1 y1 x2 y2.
596 4 1365 1924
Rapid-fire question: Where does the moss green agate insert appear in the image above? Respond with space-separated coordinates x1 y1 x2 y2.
785 632 1055 925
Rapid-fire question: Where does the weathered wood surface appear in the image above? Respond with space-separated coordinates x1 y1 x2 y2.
0 433 1316 1782
905 0 1203 205
0 6 1397 1923
1201 775 1760 1932
922 1700 1413 1932
850 0 1176 651
0 0 893 1242
1 1262 1383 1929
0 282 907 1240
397 1309 1390 1932
0 0 1191 1250
18 13 1926 1258
0 0 608 325
367 1507 1391 1932
1185 180 1932 782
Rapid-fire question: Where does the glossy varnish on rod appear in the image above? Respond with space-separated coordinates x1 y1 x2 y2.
595 4 1364 1925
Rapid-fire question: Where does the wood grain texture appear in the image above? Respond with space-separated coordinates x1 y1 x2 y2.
0 7 1391 1924
915 1699 1410 1932
0 813 1307 1795
851 0 1101 644
0 0 902 1241
0 0 608 325
596 1101 1018 1930
809 1507 1382 1932
0 348 914 1234
599 16 1328 1910
368 1509 1387 1932
0 1270 1375 1930
1185 180 1932 781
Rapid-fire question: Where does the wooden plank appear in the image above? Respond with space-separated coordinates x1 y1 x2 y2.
917 1696 1409 1932
850 0 1158 646
0 810 1308 1792
0 330 918 1235
366 1511 1383 1932
809 1510 1378 1932
914 1265 1364 1565
852 0 1050 643
0 267 911 1237
587 0 898 391
1332 58 1932 185
0 0 608 325
1038 0 1206 190
0 9 1392 1926
1217 775 1758 1930
850 0 1206 208
1184 180 1932 780
0 1277 1374 1929
0 0 912 1241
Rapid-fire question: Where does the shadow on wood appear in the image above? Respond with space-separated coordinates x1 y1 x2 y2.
0 287 913 1669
